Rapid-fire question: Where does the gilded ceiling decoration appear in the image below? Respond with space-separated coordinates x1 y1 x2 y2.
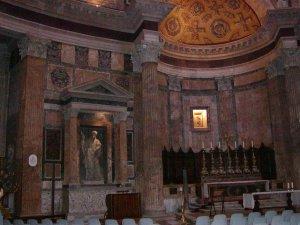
159 0 261 45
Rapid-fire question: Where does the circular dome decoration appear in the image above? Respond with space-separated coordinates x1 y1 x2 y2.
159 0 261 45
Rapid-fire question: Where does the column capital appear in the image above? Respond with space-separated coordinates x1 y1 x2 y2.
266 48 300 79
132 41 163 72
113 111 130 124
168 75 182 91
18 36 50 60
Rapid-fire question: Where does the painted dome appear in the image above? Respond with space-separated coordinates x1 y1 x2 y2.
159 0 261 45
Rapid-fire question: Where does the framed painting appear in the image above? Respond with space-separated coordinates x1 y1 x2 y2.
190 107 210 131
80 125 107 184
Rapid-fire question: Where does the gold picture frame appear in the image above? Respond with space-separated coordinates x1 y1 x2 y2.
191 107 210 131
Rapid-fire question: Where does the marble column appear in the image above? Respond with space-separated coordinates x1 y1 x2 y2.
266 47 300 184
0 44 10 157
15 36 48 216
63 109 80 185
134 41 164 215
216 77 237 146
113 112 129 184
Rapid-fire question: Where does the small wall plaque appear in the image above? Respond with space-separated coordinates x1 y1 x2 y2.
28 154 38 167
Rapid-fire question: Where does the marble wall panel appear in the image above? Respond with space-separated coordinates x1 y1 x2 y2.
73 69 110 86
182 79 216 90
235 85 272 147
61 44 75 65
47 41 61 63
75 46 89 68
111 52 124 71
45 110 63 127
99 50 111 70
88 49 99 68
182 94 219 151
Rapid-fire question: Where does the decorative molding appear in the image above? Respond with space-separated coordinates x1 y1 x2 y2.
134 41 163 67
50 68 70 88
17 36 49 59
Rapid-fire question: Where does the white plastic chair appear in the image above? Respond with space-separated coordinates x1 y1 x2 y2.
88 218 101 225
196 216 210 225
122 219 135 225
291 213 300 225
71 219 84 225
41 219 53 225
27 219 38 225
282 210 294 222
13 220 25 225
56 219 68 225
212 214 227 225
105 220 118 225
231 216 246 225
248 212 262 225
230 213 244 225
138 218 153 225
253 216 267 225
265 210 277 225
271 215 284 225
4 220 12 225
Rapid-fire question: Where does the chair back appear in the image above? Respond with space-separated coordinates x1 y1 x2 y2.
27 220 38 225
230 213 244 225
4 220 12 225
248 212 262 225
253 216 266 225
138 218 153 225
105 220 118 225
265 210 277 225
282 210 294 222
13 220 24 225
271 215 284 225
291 213 300 225
41 219 53 225
196 216 209 225
122 219 135 225
72 219 84 225
231 216 246 225
56 219 68 225
88 218 100 225
212 214 227 225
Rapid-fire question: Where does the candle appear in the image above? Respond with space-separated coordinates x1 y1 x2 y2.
291 182 294 189
242 141 245 148
210 141 213 149
202 141 204 149
218 141 221 149
287 182 290 190
251 141 254 148
234 141 237 149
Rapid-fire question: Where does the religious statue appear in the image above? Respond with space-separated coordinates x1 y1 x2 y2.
81 131 103 181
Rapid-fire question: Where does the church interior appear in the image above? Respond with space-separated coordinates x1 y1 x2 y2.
0 0 299 225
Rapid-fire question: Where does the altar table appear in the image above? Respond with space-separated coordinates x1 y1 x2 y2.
243 190 300 211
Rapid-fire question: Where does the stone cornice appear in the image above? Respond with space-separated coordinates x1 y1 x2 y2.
18 36 49 59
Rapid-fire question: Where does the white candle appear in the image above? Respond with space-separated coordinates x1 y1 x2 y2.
234 141 237 149
287 182 290 190
251 141 254 148
291 182 294 189
242 141 245 148
218 141 221 149
202 141 204 149
210 141 213 149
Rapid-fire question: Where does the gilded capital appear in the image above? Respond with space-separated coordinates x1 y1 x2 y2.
18 36 49 59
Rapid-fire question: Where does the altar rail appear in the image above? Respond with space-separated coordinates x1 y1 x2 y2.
162 144 276 185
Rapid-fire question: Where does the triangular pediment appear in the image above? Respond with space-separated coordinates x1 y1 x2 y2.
61 78 133 104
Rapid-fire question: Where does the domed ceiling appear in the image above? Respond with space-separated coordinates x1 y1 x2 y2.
159 0 261 45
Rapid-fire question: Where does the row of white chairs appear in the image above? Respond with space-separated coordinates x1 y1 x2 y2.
196 210 300 225
2 218 154 225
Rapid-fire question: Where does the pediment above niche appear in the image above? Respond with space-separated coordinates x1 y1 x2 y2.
61 78 133 104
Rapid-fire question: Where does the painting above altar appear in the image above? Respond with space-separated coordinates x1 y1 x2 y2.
80 125 108 184
191 107 209 131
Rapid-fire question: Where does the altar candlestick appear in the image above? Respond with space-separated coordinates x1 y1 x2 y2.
218 141 221 149
251 141 254 148
210 142 213 149
287 182 290 190
234 141 237 149
202 141 204 149
291 182 294 189
242 141 245 148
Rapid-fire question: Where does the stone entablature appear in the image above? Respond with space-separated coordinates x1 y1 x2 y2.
161 8 300 59
1 0 174 32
